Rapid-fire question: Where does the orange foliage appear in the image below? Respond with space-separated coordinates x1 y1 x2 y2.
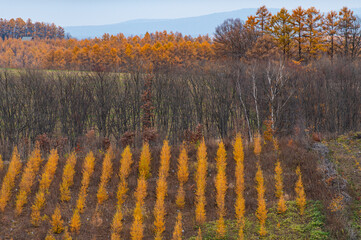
0 147 22 212
15 146 42 214
70 209 81 233
139 142 152 179
234 134 245 239
97 146 115 204
215 141 227 237
59 152 77 202
195 139 207 224
255 163 268 236
172 212 183 240
76 151 95 213
295 166 307 215
51 204 64 234
176 143 189 208
275 161 287 213
117 145 133 206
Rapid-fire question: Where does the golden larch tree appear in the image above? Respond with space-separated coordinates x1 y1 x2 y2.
255 163 267 236
195 139 208 224
295 166 307 215
97 146 115 204
234 133 246 239
0 147 22 212
176 143 189 209
215 140 227 237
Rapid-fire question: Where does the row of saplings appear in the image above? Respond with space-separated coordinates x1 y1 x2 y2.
0 134 306 239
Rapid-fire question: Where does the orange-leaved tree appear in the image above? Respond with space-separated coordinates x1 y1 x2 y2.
195 139 208 224
215 140 227 237
154 140 171 240
15 146 42 214
295 166 307 215
172 212 183 240
97 146 115 204
255 163 267 236
234 133 246 240
31 149 59 226
59 152 77 202
0 147 22 212
176 143 189 208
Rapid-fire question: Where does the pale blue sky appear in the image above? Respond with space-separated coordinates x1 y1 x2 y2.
1 0 360 26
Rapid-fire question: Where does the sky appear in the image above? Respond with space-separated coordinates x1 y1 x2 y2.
1 0 360 26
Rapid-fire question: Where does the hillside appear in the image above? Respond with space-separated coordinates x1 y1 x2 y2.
64 8 280 39
64 7 361 39
0 134 352 239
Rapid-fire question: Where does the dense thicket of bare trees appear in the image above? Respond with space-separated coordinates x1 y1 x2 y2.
0 56 360 154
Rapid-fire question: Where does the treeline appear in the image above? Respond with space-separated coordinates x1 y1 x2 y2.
0 31 212 71
214 6 361 61
0 17 65 40
0 7 360 72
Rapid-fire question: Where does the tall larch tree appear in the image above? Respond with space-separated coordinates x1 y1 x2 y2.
269 8 294 59
292 6 307 61
304 7 324 59
323 11 340 61
255 5 272 34
338 7 357 57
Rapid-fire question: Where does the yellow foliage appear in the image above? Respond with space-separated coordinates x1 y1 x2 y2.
70 209 81 233
254 133 262 157
39 149 59 192
59 152 77 202
97 146 114 204
0 147 22 212
75 151 96 213
196 227 202 240
119 145 133 181
45 231 56 240
234 133 245 240
255 163 267 236
63 227 72 240
278 194 287 213
15 146 43 214
159 140 171 178
51 204 64 234
139 141 151 179
134 177 148 206
295 166 306 215
30 191 46 226
177 143 189 183
111 206 123 234
117 146 133 206
172 212 183 240
215 141 227 238
275 160 287 213
274 161 284 198
195 139 207 224
131 203 144 240
175 182 185 209
154 176 167 239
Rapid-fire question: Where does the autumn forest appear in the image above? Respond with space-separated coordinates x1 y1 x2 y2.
0 5 361 240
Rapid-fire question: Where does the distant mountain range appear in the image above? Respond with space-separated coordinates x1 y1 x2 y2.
65 8 361 39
